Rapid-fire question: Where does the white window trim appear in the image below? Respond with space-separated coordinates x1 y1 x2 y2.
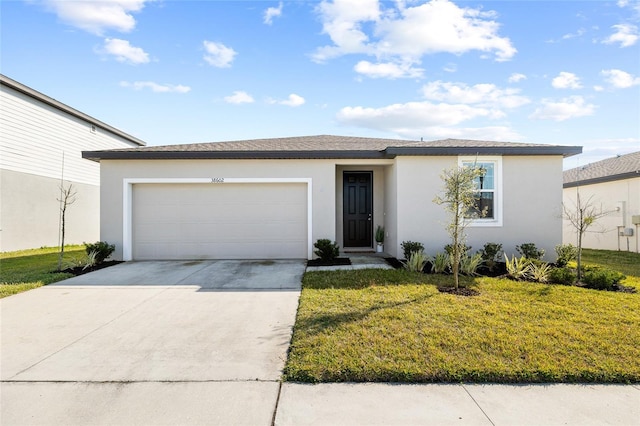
458 156 503 227
122 177 313 261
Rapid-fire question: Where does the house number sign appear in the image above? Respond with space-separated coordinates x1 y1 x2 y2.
211 178 225 183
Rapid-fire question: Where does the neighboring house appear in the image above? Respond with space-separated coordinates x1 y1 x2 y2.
83 135 580 261
0 74 145 252
563 151 640 253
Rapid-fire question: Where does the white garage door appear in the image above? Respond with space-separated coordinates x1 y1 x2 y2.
132 183 307 260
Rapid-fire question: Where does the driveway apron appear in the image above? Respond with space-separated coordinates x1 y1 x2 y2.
1 260 304 425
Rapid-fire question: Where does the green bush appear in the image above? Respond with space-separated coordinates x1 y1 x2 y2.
504 254 530 281
401 241 424 260
555 244 577 267
460 253 483 276
527 262 552 283
478 242 502 270
549 267 576 285
84 241 115 264
516 243 545 260
431 252 450 274
404 251 428 273
314 239 340 261
582 267 626 290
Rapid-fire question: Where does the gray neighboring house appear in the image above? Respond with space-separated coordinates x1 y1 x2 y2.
563 151 640 253
83 135 581 261
0 74 145 252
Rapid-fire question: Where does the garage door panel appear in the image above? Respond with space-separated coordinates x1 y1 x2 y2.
132 183 307 260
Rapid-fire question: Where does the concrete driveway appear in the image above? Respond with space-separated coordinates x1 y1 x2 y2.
1 260 305 425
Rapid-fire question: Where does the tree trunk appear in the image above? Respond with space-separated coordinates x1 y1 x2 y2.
57 204 66 271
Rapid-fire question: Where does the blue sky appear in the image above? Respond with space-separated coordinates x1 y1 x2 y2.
2 0 639 168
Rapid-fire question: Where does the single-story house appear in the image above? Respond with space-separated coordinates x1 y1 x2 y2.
563 151 640 253
0 74 146 252
82 135 581 261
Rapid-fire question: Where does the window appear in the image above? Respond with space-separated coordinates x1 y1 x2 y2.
460 157 502 227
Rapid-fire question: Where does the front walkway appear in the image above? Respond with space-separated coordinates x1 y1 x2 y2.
306 253 394 271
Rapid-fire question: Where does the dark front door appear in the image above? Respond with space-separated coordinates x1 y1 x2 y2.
343 171 373 247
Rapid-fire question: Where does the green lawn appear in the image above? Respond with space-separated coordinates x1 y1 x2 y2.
284 250 640 383
0 246 85 298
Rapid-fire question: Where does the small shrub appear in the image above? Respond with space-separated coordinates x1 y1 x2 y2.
555 244 577 267
504 254 530 281
460 253 483 276
314 239 340 261
444 244 472 257
478 242 502 271
527 262 552 283
401 241 424 260
516 243 545 260
582 267 626 291
84 241 115 264
82 251 99 271
549 267 576 285
431 252 451 274
404 251 428 273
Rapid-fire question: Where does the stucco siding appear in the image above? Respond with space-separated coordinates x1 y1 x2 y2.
563 177 640 252
0 169 99 252
395 156 563 261
100 159 339 260
0 84 139 186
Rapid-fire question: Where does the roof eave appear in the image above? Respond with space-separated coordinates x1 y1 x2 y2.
386 146 583 157
564 171 640 188
81 150 390 161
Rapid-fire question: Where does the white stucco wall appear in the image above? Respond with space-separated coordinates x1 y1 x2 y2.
394 155 564 261
99 154 565 261
563 177 640 252
100 159 338 260
0 82 142 252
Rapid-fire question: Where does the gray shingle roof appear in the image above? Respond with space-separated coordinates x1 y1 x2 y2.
564 151 640 187
82 135 582 161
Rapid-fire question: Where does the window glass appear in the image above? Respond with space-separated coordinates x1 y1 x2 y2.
462 161 495 220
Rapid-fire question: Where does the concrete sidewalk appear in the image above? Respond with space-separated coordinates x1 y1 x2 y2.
275 382 640 425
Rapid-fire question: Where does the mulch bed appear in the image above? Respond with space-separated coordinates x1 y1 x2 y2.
437 286 481 296
307 258 352 267
60 260 124 276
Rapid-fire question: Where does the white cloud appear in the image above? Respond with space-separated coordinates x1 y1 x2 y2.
601 69 640 88
224 91 255 104
203 41 237 68
421 81 530 109
264 2 283 25
102 38 149 64
120 81 191 93
336 101 521 140
562 28 586 40
354 60 423 79
312 0 516 75
530 96 595 121
338 101 495 130
273 93 306 107
443 63 457 73
508 73 527 83
603 23 639 47
552 72 583 89
41 0 150 35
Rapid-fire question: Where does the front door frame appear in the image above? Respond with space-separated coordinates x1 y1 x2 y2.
342 171 373 248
